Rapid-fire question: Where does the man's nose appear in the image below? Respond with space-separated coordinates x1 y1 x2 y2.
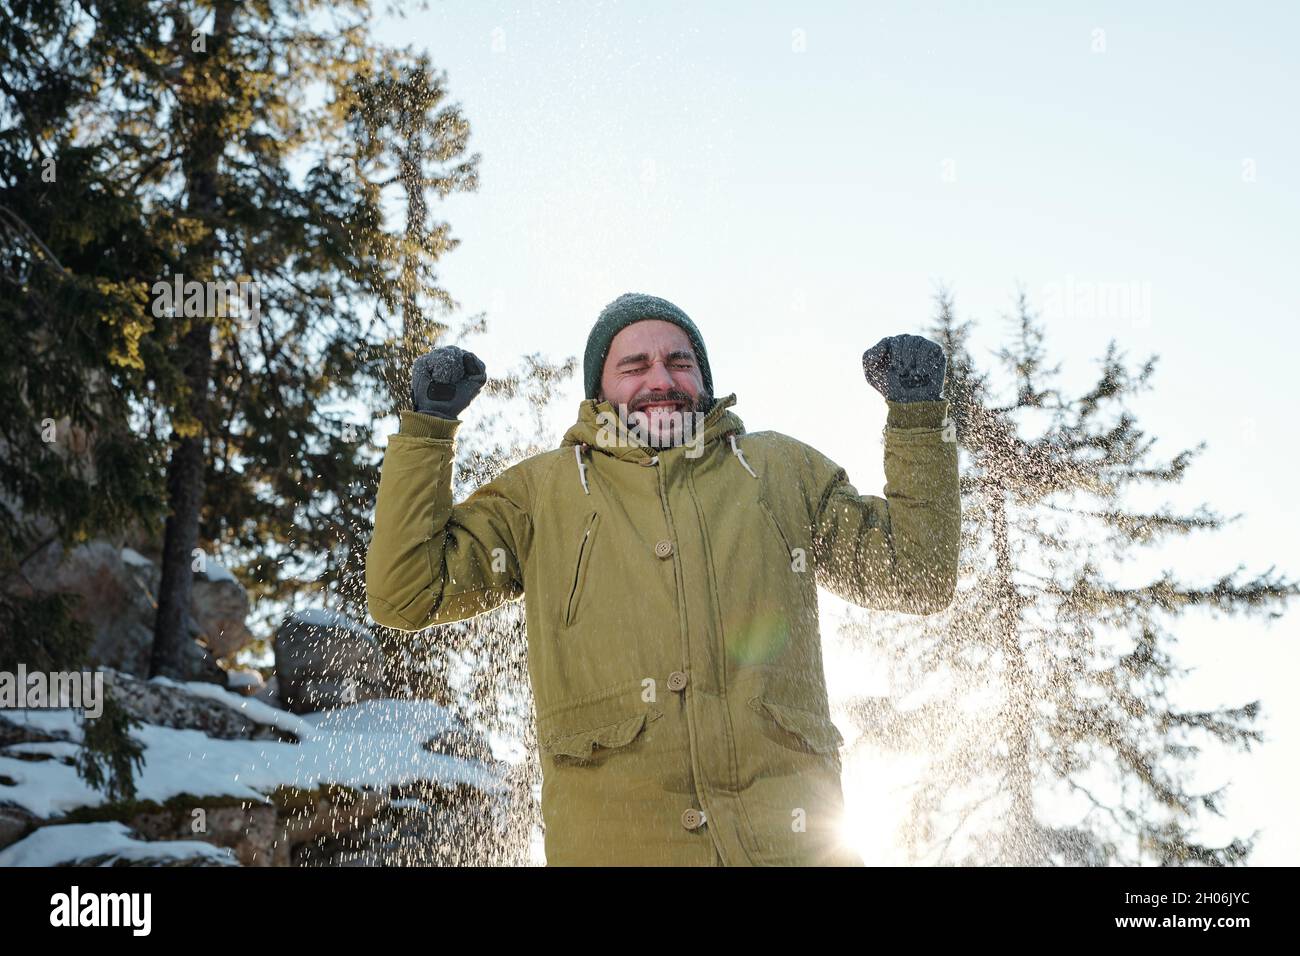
645 360 675 391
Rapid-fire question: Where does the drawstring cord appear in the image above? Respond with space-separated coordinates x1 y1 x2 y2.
729 434 757 478
575 443 656 495
574 443 590 495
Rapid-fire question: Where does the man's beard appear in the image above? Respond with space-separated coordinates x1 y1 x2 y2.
618 389 714 449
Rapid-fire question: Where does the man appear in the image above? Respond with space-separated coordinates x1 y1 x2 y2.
366 292 960 866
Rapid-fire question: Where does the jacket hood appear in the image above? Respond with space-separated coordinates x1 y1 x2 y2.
561 393 746 464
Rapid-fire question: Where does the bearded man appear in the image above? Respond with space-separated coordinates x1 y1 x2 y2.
366 291 960 866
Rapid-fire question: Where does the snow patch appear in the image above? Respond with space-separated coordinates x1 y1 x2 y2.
148 674 311 737
199 559 237 584
0 821 237 867
1 741 81 761
225 670 263 690
120 547 155 569
0 696 505 820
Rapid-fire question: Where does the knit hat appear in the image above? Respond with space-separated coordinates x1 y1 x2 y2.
583 293 713 400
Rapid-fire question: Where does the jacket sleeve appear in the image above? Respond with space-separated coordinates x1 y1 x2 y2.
810 399 960 615
365 410 532 632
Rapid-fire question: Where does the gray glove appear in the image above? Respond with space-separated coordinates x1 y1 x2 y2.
863 334 947 402
411 346 487 419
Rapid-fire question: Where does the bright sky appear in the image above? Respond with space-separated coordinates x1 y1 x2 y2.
370 1 1299 864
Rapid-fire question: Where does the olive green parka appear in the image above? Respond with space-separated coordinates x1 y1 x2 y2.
366 393 960 866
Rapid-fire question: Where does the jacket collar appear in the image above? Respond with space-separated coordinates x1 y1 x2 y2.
561 394 745 464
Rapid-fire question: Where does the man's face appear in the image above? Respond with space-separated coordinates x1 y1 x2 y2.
598 319 710 448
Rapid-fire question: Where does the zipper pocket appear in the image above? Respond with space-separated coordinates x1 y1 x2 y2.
565 512 600 627
756 494 795 560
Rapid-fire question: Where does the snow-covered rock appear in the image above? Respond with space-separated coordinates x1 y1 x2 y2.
225 668 263 692
199 558 238 585
104 668 296 742
0 672 514 866
0 821 238 867
225 667 269 704
191 562 254 660
0 801 40 850
274 610 384 714
252 674 281 709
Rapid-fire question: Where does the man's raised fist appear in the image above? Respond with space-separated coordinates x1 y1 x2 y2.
411 345 487 419
863 334 946 403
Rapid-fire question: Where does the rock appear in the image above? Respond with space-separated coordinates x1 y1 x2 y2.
274 610 384 714
292 780 528 867
128 550 257 668
101 669 298 743
178 612 228 685
22 538 158 673
225 667 265 696
14 536 230 684
274 785 391 867
0 800 40 851
191 565 254 660
0 713 76 748
252 675 281 709
422 726 494 764
127 801 281 867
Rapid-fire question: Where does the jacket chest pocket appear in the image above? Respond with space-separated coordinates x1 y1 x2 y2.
564 511 600 627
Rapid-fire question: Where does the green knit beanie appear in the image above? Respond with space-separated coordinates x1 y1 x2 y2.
584 292 713 400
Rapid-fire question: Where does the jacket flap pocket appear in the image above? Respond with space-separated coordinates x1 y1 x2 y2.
748 696 844 755
541 710 660 761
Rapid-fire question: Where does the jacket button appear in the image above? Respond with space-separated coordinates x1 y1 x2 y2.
667 671 688 692
681 808 705 830
654 539 674 559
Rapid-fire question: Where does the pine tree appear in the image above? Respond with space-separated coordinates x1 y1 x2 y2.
0 0 178 628
338 45 577 864
135 0 410 675
2 5 571 842
16 2 480 669
0 1 198 803
193 41 486 644
279 45 485 634
343 48 480 351
841 286 1297 865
